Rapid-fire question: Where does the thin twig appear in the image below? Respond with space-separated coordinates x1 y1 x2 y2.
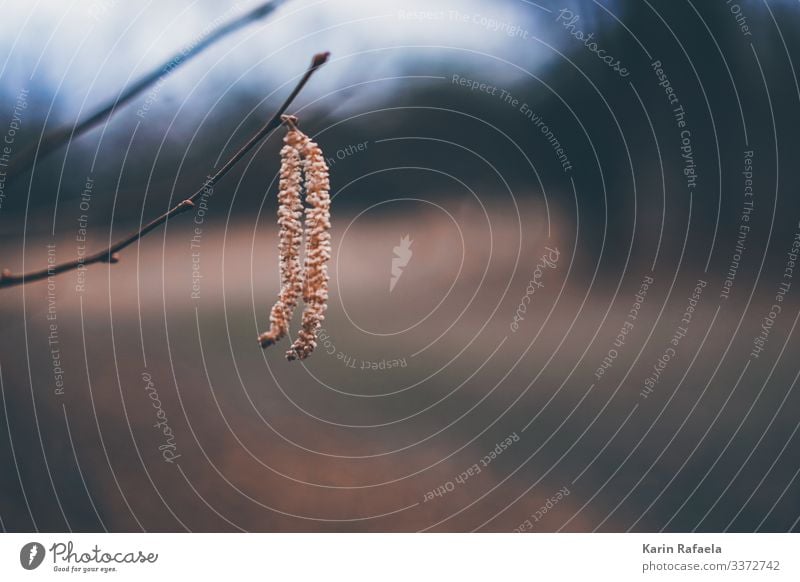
0 51 330 289
4 0 290 184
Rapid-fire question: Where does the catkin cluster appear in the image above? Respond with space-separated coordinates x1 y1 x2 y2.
259 116 331 361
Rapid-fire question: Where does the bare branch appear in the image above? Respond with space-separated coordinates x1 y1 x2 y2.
0 51 331 289
4 0 290 184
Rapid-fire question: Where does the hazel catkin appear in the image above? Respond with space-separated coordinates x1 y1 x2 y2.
259 116 331 361
286 133 331 361
258 126 305 348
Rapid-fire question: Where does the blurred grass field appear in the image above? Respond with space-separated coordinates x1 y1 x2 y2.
1 194 799 532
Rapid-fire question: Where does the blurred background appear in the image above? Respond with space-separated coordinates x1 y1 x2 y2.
1 0 799 532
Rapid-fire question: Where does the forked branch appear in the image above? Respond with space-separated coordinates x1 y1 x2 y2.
0 51 330 289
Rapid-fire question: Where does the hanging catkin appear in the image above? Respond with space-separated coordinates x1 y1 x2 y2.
286 132 331 361
258 124 305 348
259 115 331 360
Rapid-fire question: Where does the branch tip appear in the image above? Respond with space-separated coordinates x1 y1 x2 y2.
251 0 284 19
312 52 330 69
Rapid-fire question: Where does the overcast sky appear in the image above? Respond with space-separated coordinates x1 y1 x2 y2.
0 0 624 123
